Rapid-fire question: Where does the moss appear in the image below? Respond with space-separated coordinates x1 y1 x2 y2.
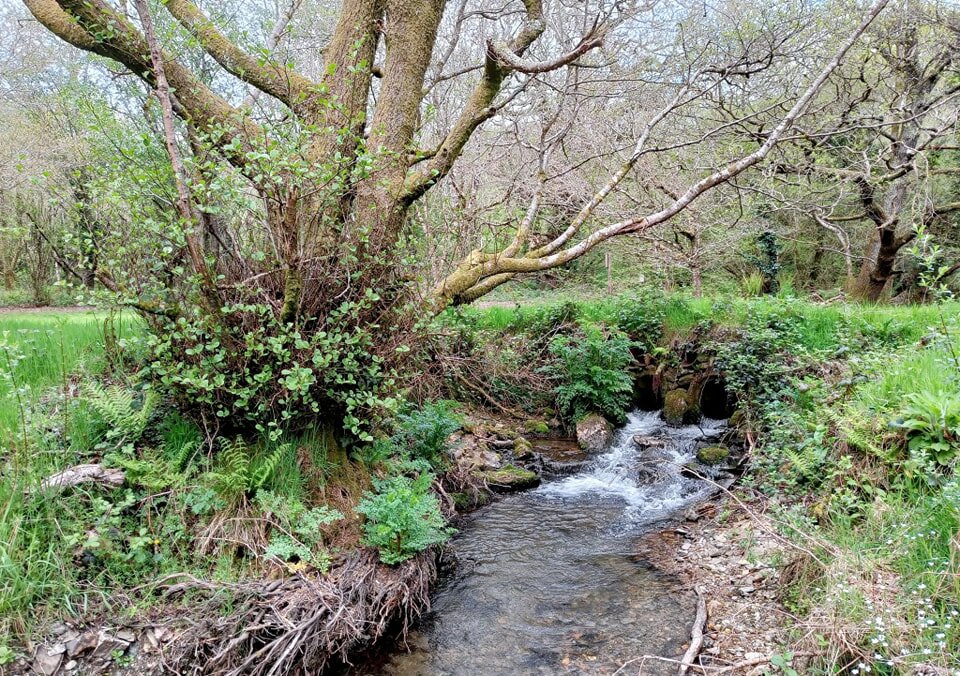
663 388 689 426
451 492 472 510
513 436 534 458
523 419 550 435
478 464 540 491
696 445 730 465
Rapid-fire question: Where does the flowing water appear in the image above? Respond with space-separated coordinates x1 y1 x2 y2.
367 411 727 675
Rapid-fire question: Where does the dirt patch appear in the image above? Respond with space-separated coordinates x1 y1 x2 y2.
638 497 801 675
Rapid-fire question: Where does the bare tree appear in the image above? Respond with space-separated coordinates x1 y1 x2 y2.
769 1 960 300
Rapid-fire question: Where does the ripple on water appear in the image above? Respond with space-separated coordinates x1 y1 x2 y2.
366 411 726 675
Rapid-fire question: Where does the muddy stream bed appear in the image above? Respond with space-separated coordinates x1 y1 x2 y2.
361 411 728 675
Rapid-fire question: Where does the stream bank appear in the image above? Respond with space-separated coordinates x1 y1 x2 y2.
361 411 738 675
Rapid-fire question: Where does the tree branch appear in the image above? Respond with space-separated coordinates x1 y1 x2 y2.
163 0 318 115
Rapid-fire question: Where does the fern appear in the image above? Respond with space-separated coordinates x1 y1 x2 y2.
250 443 292 491
211 436 252 500
85 383 157 448
209 437 292 500
172 440 200 473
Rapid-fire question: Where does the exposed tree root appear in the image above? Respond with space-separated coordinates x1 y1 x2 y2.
159 549 437 675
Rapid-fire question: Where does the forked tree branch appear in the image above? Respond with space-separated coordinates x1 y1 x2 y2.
436 0 893 304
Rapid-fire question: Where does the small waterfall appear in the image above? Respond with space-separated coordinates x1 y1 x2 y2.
540 410 727 519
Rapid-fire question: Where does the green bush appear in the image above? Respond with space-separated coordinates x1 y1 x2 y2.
144 301 402 443
392 400 462 468
356 473 453 565
549 325 635 424
893 389 960 480
256 490 343 572
613 292 666 351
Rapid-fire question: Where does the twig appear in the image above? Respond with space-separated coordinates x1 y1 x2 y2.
679 587 708 675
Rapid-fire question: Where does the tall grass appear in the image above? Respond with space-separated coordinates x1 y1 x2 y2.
0 311 138 446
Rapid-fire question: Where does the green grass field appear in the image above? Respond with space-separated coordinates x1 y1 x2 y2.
0 311 139 444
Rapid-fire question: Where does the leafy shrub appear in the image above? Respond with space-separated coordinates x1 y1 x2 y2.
513 301 580 336
549 325 635 424
613 292 666 351
256 490 343 572
893 389 960 479
356 473 453 564
392 400 462 468
144 300 403 442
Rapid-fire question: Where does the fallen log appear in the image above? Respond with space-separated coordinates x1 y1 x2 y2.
38 464 125 492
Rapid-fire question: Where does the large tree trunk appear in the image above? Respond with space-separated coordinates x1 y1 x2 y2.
849 226 902 301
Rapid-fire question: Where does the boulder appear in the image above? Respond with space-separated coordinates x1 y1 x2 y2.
637 463 669 485
523 419 551 436
452 438 502 471
696 445 730 465
479 464 541 492
513 436 535 460
663 389 690 426
632 434 666 450
576 413 613 452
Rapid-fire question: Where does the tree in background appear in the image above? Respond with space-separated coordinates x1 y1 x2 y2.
768 1 960 300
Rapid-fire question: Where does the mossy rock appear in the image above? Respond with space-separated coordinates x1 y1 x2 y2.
576 413 613 452
479 464 541 492
514 436 534 459
696 445 730 465
663 389 690 426
523 419 551 435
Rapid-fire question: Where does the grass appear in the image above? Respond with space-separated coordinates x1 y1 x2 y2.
1 297 958 670
460 291 958 353
0 311 140 445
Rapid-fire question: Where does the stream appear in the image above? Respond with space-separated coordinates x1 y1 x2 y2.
365 410 728 675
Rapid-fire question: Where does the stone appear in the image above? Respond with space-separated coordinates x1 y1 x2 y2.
65 660 78 671
662 389 690 426
478 464 541 492
513 436 534 460
91 631 129 660
637 463 668 485
576 413 613 452
696 445 730 465
48 622 70 637
523 419 551 435
452 438 501 471
115 630 136 643
632 434 666 449
33 649 62 676
66 631 99 657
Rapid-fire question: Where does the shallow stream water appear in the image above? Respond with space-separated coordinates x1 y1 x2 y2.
366 411 727 675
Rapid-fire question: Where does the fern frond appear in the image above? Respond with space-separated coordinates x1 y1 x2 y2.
251 443 292 491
